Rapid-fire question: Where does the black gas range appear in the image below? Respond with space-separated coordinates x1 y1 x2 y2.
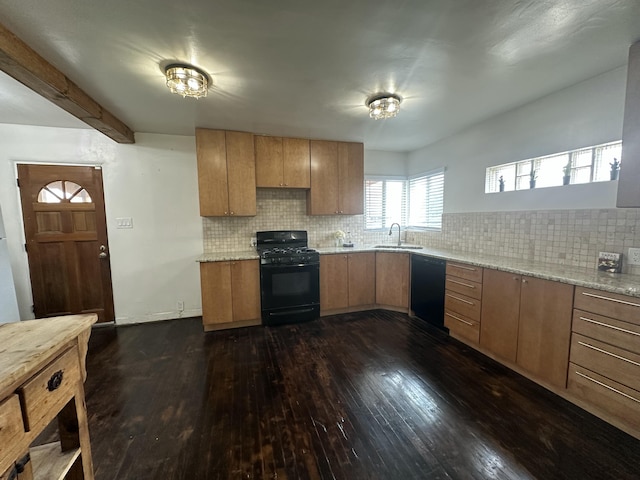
257 231 320 325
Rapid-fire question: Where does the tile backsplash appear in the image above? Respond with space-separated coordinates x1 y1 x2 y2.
203 189 640 275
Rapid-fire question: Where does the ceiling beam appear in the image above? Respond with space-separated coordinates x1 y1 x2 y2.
0 22 135 144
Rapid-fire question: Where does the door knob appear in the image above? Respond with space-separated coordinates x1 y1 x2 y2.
99 245 108 258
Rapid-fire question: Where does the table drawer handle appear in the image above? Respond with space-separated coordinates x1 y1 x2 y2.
579 316 640 337
575 371 640 404
448 279 476 289
577 341 640 367
581 291 640 308
445 312 474 326
449 264 476 271
446 293 475 306
47 370 64 391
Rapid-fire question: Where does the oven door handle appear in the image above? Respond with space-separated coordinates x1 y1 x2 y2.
261 262 319 269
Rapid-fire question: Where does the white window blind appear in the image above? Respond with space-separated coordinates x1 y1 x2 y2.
364 178 406 229
408 169 444 230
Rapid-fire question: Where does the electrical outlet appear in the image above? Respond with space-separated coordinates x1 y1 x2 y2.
177 300 184 312
628 248 640 265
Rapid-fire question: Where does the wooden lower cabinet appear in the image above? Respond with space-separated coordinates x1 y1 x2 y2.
480 269 521 362
320 252 375 314
200 260 261 330
480 269 574 388
375 252 409 310
567 287 640 437
444 262 483 344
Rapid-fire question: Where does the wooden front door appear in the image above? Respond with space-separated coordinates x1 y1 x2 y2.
17 164 114 323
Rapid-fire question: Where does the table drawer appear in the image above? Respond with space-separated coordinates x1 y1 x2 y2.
445 310 480 344
0 395 26 474
570 333 640 392
574 287 640 326
445 275 482 300
446 262 483 283
445 290 481 321
573 309 640 355
568 363 640 433
18 348 80 431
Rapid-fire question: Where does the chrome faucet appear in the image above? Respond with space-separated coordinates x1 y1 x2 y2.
389 223 401 246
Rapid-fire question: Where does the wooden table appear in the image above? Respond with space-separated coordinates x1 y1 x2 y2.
0 314 97 480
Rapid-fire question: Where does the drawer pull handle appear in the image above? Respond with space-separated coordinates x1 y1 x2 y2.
450 264 476 271
448 279 476 289
445 312 474 326
581 291 640 308
577 341 640 367
575 371 640 404
47 370 64 391
446 293 475 306
579 316 640 337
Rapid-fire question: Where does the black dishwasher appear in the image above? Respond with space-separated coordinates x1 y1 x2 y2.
411 255 447 331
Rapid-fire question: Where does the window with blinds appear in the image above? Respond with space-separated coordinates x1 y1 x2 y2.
485 141 622 193
364 178 406 229
364 170 444 231
408 169 444 229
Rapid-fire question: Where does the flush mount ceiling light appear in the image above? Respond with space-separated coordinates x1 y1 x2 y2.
366 93 402 120
164 64 209 98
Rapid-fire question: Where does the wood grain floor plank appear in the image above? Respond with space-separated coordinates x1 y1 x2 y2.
82 311 640 480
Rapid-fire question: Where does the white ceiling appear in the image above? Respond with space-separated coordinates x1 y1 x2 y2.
0 0 639 152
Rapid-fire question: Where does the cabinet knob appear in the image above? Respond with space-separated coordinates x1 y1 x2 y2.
230 211 234 215
280 183 283 186
522 279 528 284
224 211 228 215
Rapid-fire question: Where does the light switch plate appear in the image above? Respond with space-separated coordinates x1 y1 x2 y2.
628 247 640 265
116 217 133 229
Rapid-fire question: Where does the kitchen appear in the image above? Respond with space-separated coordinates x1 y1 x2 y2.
1 1 640 478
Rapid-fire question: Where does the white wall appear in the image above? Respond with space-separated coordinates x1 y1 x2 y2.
365 150 408 176
407 67 627 213
0 126 202 323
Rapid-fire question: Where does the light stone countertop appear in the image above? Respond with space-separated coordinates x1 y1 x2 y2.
197 244 640 298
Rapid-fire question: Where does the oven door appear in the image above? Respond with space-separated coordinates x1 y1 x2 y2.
260 263 320 323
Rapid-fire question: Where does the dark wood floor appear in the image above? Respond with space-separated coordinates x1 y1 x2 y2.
81 311 640 479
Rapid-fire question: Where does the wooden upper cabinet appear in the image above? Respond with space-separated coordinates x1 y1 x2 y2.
196 129 256 216
618 41 640 207
308 140 364 215
339 142 364 214
255 136 310 188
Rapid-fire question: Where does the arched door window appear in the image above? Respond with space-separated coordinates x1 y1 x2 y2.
37 180 92 203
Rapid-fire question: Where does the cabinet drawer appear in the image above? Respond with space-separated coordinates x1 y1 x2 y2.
446 262 482 283
574 287 640 326
573 309 640 355
568 363 640 433
445 275 482 300
445 290 481 321
0 395 26 473
444 310 480 344
18 348 80 431
570 333 640 392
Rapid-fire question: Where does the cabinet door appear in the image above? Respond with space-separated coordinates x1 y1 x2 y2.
320 254 349 311
200 262 233 326
480 269 521 363
255 135 283 187
375 252 409 308
618 41 640 207
226 131 256 216
338 142 364 214
348 252 375 307
308 140 339 214
283 137 310 188
516 277 573 388
231 260 261 322
196 129 229 216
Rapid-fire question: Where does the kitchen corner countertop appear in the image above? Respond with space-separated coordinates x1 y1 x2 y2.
197 244 640 298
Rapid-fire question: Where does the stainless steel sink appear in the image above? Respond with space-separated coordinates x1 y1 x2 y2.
374 245 423 250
